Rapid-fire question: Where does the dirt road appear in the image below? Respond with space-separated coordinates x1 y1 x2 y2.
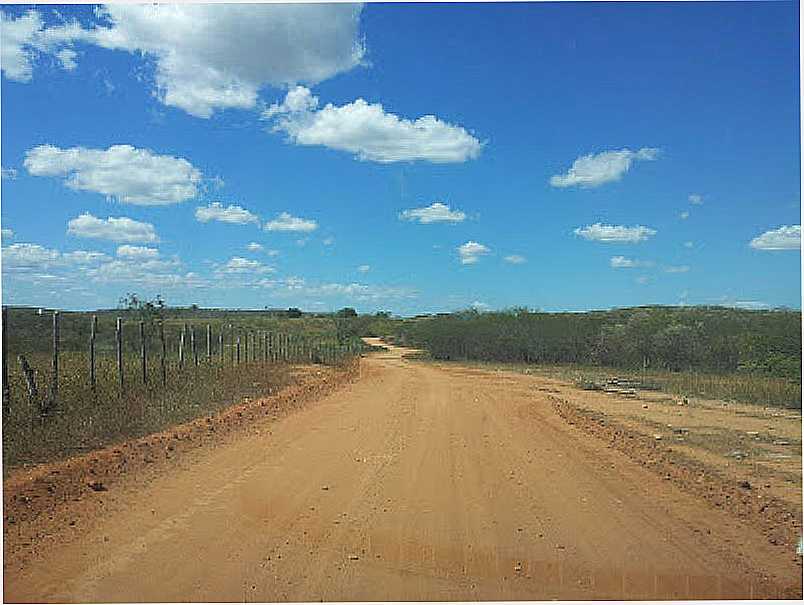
5 341 802 601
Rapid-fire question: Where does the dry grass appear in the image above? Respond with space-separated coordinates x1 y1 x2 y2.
2 352 295 471
422 357 801 409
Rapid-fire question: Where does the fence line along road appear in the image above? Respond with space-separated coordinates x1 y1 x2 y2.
1 308 360 419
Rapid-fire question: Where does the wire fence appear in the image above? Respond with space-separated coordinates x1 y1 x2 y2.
1 307 360 419
2 307 362 468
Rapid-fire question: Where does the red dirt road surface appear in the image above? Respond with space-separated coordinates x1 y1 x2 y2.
4 340 802 601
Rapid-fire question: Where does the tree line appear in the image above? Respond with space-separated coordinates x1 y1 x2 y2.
389 306 801 378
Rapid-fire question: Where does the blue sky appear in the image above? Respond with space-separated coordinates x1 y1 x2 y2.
1 1 800 314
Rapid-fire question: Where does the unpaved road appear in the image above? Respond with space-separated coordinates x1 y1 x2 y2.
5 341 802 601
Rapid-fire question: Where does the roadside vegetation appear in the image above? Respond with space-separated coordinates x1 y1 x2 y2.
380 306 802 409
2 297 365 471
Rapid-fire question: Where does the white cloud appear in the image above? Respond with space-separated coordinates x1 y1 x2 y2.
2 5 365 118
357 264 370 273
67 213 158 243
665 265 690 273
1 11 40 81
62 250 109 265
683 241 694 248
264 212 318 232
322 237 335 246
550 147 659 188
1 243 60 268
87 258 205 289
504 254 526 264
56 47 77 70
195 202 259 225
1 228 13 239
263 85 320 118
457 241 490 265
216 256 273 275
1 167 17 180
635 276 651 285
258 276 415 302
400 202 466 224
689 194 703 205
266 249 280 257
246 242 263 252
749 225 801 251
610 256 653 268
732 300 770 310
1 242 109 271
265 86 482 163
574 223 657 244
679 211 689 220
116 245 158 260
25 144 202 205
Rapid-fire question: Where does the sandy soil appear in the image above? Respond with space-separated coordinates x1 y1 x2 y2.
3 341 802 601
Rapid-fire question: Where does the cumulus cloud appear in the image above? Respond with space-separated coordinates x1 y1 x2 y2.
1 167 17 180
264 212 318 232
216 256 273 275
1 228 14 239
610 256 653 268
749 225 801 251
0 10 92 81
195 202 259 225
689 194 703 205
62 250 109 265
1 242 109 269
504 254 526 264
2 5 365 118
1 243 61 268
87 258 205 289
400 202 466 224
25 144 202 205
246 242 263 252
357 264 370 273
264 86 482 163
67 213 158 243
258 276 415 302
457 241 490 265
116 245 158 260
679 211 689 220
550 147 659 188
574 223 657 244
684 241 694 248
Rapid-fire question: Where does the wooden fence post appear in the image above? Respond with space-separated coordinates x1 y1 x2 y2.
179 323 186 369
49 310 59 408
219 330 224 364
206 324 212 362
191 325 198 367
139 321 147 385
89 314 97 390
159 321 166 386
229 324 235 365
116 317 124 391
2 306 9 410
244 330 249 363
18 355 38 410
236 332 241 364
